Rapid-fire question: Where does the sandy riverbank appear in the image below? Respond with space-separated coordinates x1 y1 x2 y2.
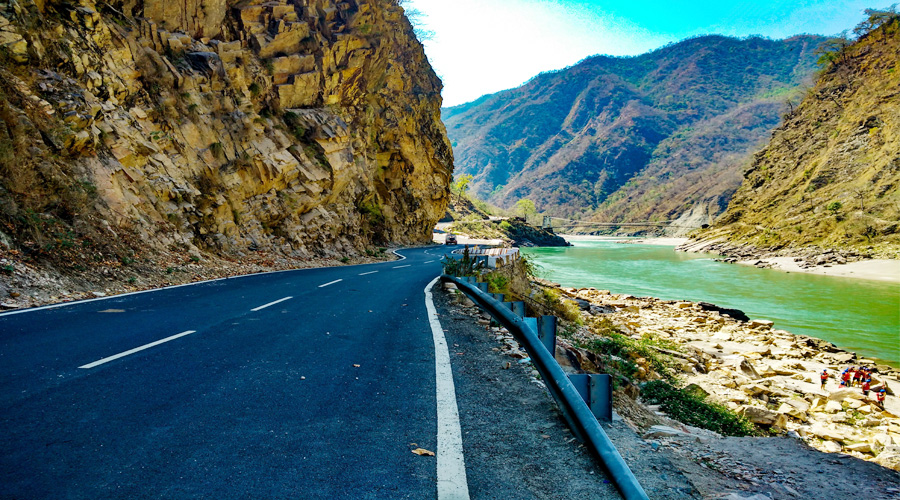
740 257 900 283
677 239 900 284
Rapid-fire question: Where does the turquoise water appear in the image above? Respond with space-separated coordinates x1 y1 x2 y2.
523 239 900 366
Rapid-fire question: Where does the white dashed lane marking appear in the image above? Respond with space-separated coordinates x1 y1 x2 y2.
79 330 196 369
318 279 343 288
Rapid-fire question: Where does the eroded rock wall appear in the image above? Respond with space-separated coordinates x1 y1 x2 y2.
0 0 451 262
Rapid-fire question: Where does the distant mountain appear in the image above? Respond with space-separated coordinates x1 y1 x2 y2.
695 15 900 255
442 34 825 227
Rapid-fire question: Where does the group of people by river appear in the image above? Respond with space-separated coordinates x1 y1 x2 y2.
820 366 887 409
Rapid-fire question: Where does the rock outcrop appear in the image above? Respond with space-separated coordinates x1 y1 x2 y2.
0 0 452 271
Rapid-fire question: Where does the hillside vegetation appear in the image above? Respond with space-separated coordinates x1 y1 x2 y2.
697 12 900 256
443 35 824 227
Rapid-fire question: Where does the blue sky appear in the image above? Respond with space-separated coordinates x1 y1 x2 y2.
403 0 875 106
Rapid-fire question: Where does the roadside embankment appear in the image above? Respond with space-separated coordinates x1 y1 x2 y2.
0 248 400 311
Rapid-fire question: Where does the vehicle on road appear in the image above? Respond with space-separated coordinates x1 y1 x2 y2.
445 233 457 245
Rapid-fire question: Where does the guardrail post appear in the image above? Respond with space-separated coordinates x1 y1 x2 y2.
523 317 538 336
510 301 525 318
491 293 504 302
537 315 557 356
477 282 488 293
568 374 613 423
592 374 613 422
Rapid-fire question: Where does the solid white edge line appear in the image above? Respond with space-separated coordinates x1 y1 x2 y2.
424 277 470 500
318 279 343 288
79 330 196 369
250 296 293 312
393 265 411 269
359 271 379 276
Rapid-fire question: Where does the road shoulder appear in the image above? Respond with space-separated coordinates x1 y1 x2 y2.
433 284 700 499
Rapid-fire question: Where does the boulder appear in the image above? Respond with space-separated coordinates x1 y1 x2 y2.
722 355 761 380
777 403 807 421
809 423 848 442
821 440 842 453
845 442 872 453
874 445 900 471
823 400 843 413
697 301 749 322
748 319 774 330
785 398 811 413
642 425 691 439
827 388 864 402
758 364 778 377
741 406 787 427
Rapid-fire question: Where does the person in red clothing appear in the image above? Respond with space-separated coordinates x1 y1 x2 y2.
862 379 871 397
852 367 863 386
820 369 829 389
841 369 851 387
877 389 887 409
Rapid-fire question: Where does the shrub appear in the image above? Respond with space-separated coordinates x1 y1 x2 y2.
640 380 760 436
441 246 484 277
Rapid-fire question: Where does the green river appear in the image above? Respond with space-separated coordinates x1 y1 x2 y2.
522 239 900 367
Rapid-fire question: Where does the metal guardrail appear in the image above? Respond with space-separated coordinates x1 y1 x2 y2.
440 275 649 500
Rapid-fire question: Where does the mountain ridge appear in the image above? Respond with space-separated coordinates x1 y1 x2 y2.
443 34 825 228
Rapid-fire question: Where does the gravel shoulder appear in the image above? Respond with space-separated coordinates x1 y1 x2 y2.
433 285 698 499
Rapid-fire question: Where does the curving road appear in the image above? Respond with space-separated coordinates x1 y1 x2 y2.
0 245 624 500
0 247 455 499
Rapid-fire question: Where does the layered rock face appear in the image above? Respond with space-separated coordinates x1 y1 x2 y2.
0 0 452 263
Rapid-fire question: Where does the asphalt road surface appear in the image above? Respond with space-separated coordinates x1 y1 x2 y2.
0 246 619 499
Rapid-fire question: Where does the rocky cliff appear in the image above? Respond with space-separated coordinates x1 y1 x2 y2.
442 35 823 228
693 16 899 258
0 0 452 276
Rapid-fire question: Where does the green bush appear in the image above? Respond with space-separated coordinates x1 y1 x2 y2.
441 246 484 277
640 380 760 437
484 272 509 294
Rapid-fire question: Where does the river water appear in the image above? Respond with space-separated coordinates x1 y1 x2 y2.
522 239 900 367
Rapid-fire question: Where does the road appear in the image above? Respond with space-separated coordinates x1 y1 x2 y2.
0 246 622 499
0 247 455 499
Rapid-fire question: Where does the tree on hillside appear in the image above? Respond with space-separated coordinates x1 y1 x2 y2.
453 174 473 203
853 5 899 38
514 198 537 219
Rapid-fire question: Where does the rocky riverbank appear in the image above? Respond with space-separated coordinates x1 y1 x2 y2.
442 277 900 498
554 284 900 472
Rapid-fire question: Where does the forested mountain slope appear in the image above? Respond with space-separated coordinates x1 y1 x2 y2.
443 35 824 225
693 14 900 256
